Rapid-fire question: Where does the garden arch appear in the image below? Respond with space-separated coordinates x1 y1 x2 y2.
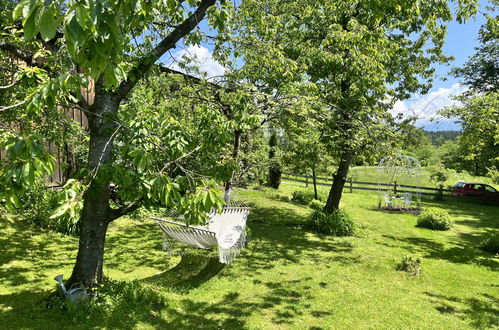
377 154 421 210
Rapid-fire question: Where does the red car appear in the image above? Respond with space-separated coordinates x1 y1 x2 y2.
452 182 498 198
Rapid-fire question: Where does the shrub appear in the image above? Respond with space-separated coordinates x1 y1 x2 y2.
417 208 453 230
19 182 80 236
486 166 499 184
396 255 422 276
309 199 324 211
306 209 357 236
479 231 499 255
292 190 316 205
292 189 325 205
20 183 60 226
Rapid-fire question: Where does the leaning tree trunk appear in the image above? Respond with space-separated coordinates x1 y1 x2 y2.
68 91 120 288
224 129 242 203
324 148 353 213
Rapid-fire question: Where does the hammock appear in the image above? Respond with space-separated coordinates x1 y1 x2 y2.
151 202 250 264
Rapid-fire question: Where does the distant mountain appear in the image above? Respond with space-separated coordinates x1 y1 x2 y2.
424 130 461 145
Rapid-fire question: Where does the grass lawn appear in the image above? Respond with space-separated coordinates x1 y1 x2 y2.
0 180 498 329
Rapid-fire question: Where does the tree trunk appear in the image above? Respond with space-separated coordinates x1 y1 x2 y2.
312 167 318 200
224 129 242 203
267 131 281 189
324 148 353 213
68 90 120 288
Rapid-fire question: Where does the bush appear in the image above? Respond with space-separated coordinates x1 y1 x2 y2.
396 255 422 276
417 208 453 230
19 182 80 236
20 183 60 226
291 190 315 205
292 189 325 205
479 231 499 255
309 199 324 211
486 166 499 184
306 209 357 236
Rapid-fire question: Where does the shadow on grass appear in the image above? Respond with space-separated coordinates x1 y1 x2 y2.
239 204 357 276
143 254 225 293
164 276 332 327
105 221 166 271
0 218 76 287
0 286 227 329
425 291 499 328
0 199 353 328
382 232 499 269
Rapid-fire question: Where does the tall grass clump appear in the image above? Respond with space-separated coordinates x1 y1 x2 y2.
479 231 499 255
396 255 422 276
417 208 453 230
306 209 357 236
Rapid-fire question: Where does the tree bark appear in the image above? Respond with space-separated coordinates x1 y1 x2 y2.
68 89 120 287
324 148 353 213
267 130 281 189
224 129 242 203
312 167 318 200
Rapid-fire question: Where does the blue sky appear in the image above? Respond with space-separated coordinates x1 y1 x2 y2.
394 1 496 131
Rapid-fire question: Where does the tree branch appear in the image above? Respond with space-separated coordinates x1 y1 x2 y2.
0 80 19 89
108 199 143 221
0 99 28 112
159 65 223 90
117 0 216 100
0 41 34 64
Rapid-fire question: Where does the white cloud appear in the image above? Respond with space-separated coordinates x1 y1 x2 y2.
167 45 225 80
390 83 466 130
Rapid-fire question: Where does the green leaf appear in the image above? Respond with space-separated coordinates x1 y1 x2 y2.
9 194 20 208
13 0 28 20
5 201 16 214
39 8 57 41
23 163 35 185
23 4 39 41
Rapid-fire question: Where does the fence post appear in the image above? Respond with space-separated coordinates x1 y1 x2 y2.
438 184 443 200
305 174 308 187
312 168 318 200
349 178 353 193
394 181 397 195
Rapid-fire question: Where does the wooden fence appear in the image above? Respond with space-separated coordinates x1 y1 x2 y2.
282 173 499 204
0 107 89 185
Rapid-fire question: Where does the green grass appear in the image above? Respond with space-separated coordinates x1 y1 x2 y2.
1 181 498 329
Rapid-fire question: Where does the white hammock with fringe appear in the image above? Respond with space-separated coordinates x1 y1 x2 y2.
151 203 250 264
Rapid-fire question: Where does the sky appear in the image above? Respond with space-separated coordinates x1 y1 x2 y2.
165 2 496 132
394 4 492 131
